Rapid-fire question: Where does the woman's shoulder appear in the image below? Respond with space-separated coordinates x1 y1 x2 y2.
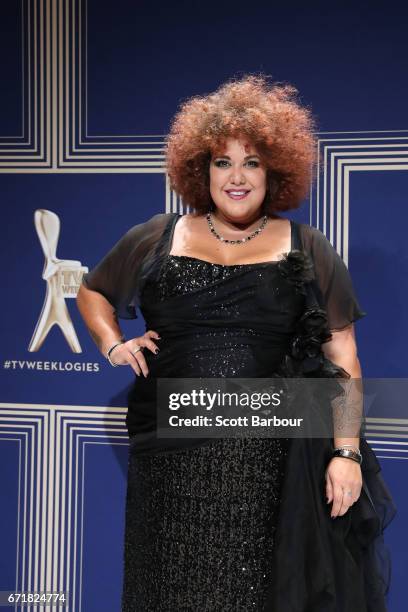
101 213 177 259
294 222 345 271
137 211 177 229
295 221 333 251
124 211 177 238
296 221 324 239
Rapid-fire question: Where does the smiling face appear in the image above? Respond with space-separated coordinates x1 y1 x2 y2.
209 136 268 224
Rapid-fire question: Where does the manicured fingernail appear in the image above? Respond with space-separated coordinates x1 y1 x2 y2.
154 349 159 354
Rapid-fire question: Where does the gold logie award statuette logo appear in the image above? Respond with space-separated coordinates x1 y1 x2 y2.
28 209 88 353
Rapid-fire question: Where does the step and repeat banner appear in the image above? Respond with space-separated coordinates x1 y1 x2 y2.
1 1 407 610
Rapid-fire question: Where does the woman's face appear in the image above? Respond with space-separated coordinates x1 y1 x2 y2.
209 137 267 223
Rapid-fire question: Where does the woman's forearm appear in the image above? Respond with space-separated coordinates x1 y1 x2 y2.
322 326 362 450
76 284 124 356
333 356 362 450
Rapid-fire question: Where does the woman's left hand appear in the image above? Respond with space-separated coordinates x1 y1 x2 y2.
325 457 363 518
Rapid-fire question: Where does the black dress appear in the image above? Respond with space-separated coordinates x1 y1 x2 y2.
81 213 396 612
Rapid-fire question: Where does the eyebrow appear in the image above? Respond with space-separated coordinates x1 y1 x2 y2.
213 154 260 160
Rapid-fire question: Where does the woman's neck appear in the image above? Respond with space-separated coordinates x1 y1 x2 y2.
210 209 277 232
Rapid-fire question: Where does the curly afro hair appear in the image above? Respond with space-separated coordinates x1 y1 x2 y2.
165 74 318 215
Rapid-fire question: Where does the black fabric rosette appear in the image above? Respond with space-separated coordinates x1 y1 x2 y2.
276 249 350 379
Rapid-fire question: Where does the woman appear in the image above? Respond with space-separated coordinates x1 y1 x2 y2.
77 75 396 611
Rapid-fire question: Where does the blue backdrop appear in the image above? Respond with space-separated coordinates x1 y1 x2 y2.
1 1 407 610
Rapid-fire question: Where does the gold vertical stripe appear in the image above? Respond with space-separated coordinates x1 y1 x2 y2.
343 166 350 266
39 0 44 161
79 0 82 146
71 0 75 158
59 0 63 166
52 0 58 168
46 0 51 166
65 0 69 163
34 0 38 153
22 0 26 139
28 0 32 146
336 156 342 253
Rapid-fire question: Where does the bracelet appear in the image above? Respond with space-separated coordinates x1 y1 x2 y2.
334 444 361 458
336 444 360 454
332 448 363 465
106 339 125 367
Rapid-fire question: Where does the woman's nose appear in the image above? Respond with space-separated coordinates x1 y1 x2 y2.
229 167 245 184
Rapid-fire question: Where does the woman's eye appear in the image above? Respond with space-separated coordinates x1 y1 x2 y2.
213 159 260 168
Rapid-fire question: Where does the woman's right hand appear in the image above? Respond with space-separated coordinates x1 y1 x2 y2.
108 330 161 377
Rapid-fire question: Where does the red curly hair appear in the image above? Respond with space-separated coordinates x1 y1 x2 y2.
165 74 318 214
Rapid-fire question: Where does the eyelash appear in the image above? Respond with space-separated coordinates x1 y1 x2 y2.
213 159 260 168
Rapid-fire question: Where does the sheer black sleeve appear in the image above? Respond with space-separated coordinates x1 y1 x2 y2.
299 224 367 331
81 212 172 319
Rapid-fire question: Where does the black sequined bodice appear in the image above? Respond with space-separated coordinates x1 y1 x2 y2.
154 254 278 300
138 253 306 382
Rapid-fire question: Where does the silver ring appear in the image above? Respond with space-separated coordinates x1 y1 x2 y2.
132 346 142 355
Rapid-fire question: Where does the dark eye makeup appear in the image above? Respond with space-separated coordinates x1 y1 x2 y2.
213 158 260 168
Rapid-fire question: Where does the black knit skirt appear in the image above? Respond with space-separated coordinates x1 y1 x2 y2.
121 436 290 612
